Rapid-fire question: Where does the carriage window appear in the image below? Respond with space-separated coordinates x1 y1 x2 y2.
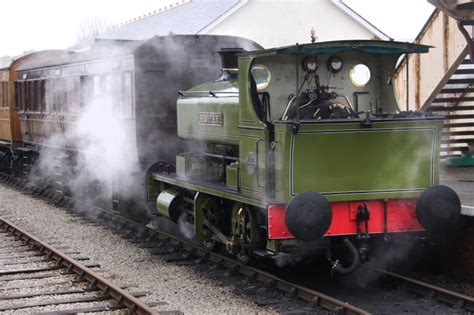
17 82 21 111
14 82 19 110
52 78 66 113
5 82 9 107
32 81 39 112
38 80 45 113
80 76 86 108
0 82 6 107
35 81 41 112
120 72 133 117
48 79 56 113
44 80 52 113
2 82 5 107
30 81 35 112
23 82 28 112
105 75 112 92
66 77 81 114
349 63 371 87
4 82 7 107
109 74 120 114
1 82 5 107
24 82 29 111
0 82 4 107
80 76 92 108
21 82 27 112
93 76 101 96
44 79 54 113
26 81 33 112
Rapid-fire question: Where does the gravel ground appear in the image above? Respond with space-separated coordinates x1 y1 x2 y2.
0 183 313 314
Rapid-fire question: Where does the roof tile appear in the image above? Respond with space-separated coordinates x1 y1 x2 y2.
101 0 242 40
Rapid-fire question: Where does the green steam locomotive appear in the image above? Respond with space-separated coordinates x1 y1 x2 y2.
147 40 461 271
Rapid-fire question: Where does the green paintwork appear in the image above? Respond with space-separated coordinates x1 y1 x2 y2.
176 153 206 179
226 162 239 189
242 40 430 58
237 57 270 200
238 57 267 127
177 80 240 145
151 172 268 208
193 192 209 241
274 119 444 202
146 173 161 203
156 188 181 219
239 130 269 198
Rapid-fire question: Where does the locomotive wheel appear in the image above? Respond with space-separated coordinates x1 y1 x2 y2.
234 207 263 265
237 251 251 265
203 238 218 251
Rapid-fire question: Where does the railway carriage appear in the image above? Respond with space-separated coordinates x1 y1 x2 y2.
0 51 67 172
147 40 462 270
11 35 262 215
0 57 24 169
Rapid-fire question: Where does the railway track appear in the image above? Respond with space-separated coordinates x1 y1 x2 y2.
0 217 173 314
371 268 474 311
1 172 473 314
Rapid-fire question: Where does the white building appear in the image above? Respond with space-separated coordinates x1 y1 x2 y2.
101 0 390 48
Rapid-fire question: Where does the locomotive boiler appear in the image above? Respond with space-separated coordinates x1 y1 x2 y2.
147 40 462 271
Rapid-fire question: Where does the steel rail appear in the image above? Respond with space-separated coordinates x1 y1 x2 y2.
0 217 158 315
370 268 474 312
128 221 370 315
71 196 370 314
0 173 369 315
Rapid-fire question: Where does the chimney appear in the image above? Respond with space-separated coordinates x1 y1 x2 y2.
216 48 244 81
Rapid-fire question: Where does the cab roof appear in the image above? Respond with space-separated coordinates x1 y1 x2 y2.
242 40 431 57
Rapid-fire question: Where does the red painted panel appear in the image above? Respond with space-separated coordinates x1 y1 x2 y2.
326 199 423 236
386 199 422 232
267 199 424 240
267 204 294 239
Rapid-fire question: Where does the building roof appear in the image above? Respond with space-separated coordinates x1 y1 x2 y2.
101 0 244 40
0 57 13 70
332 0 391 40
101 0 390 42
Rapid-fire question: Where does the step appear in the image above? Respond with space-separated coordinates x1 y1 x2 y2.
444 122 474 128
432 97 474 103
444 114 474 119
440 154 462 159
447 78 474 84
431 106 474 111
454 68 474 75
441 138 474 144
443 130 474 136
440 146 469 152
440 87 474 94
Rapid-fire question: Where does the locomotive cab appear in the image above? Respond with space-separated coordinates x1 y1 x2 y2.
247 41 419 122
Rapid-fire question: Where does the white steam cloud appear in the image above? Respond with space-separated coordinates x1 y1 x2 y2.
30 67 143 215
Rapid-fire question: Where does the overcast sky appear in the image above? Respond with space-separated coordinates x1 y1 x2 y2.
0 0 435 57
